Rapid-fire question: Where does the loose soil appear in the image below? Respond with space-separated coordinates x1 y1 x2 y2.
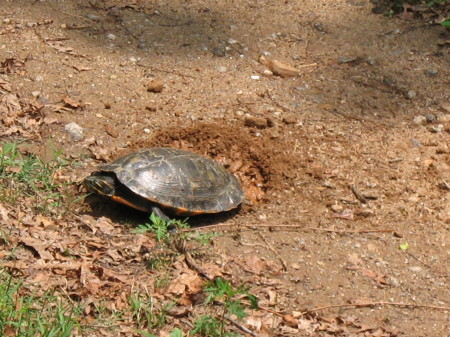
0 0 449 336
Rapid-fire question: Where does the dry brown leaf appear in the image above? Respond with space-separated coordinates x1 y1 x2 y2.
0 93 22 125
20 237 54 260
106 249 124 262
332 208 354 220
347 253 363 267
73 65 91 72
166 305 190 317
0 78 12 92
240 254 267 275
199 262 223 278
259 56 299 78
245 315 263 331
361 268 389 285
102 267 133 284
89 145 111 161
62 95 82 109
80 263 103 294
92 216 116 235
0 202 10 224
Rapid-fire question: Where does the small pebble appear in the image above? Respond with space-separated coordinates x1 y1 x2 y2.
86 14 101 22
429 124 443 133
146 79 164 93
365 56 376 65
215 65 227 73
129 56 137 62
408 266 422 273
143 128 151 134
31 91 40 98
282 115 297 125
407 195 419 203
64 122 84 141
244 116 268 129
330 204 344 213
411 138 421 147
425 69 438 77
251 75 260 80
227 38 238 44
107 33 116 40
413 115 426 125
390 277 400 287
291 263 301 270
212 47 225 57
440 102 450 113
406 90 416 100
438 114 450 122
425 113 436 123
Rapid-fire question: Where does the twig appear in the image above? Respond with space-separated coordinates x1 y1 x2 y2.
183 223 395 234
265 90 294 113
296 63 318 68
257 232 288 271
137 62 197 79
225 315 258 337
172 238 213 280
299 301 450 316
62 11 99 23
405 251 448 278
350 185 368 204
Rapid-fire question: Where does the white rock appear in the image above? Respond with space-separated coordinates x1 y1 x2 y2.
215 66 227 73
64 122 84 141
413 115 427 125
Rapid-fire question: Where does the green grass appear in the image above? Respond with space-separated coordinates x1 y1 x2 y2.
191 278 258 337
0 271 80 337
129 290 172 332
0 142 73 215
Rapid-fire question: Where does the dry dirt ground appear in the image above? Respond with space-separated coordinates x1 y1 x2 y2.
1 0 450 336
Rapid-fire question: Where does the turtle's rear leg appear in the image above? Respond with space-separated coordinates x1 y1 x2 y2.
151 206 171 222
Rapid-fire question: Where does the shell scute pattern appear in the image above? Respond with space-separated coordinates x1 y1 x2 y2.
99 148 244 213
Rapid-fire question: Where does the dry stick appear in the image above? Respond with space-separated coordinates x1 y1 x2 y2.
257 232 288 271
225 316 258 337
172 238 214 281
350 185 368 204
299 302 450 316
265 89 294 113
183 223 395 234
136 62 197 79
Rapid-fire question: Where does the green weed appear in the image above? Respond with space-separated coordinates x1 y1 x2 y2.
191 278 258 337
129 289 172 331
0 142 72 215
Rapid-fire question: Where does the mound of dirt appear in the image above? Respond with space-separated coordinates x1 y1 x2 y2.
128 122 300 204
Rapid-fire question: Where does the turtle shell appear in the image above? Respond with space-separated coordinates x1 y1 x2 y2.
97 147 244 215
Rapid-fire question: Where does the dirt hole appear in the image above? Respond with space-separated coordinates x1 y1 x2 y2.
127 123 299 205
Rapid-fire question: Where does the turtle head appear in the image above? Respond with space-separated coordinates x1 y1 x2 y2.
85 174 116 197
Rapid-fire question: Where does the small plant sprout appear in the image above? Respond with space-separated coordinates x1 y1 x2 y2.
191 278 258 337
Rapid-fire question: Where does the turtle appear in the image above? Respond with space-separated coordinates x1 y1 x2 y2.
85 147 245 220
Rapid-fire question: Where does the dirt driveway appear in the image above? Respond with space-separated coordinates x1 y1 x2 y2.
1 0 449 336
